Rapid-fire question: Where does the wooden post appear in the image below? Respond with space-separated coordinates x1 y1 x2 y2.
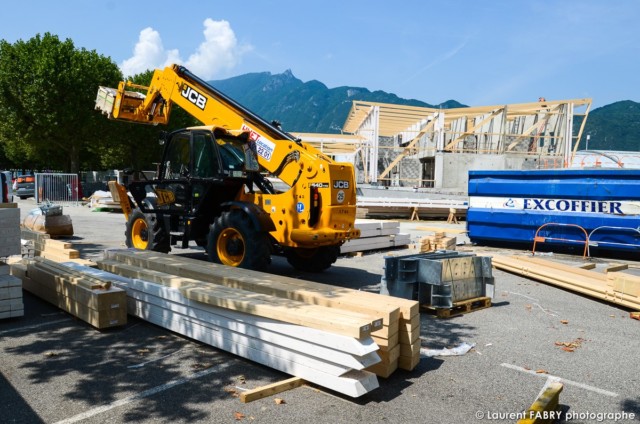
447 208 458 224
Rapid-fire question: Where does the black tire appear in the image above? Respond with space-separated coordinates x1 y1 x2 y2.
125 209 170 253
207 210 271 271
285 245 340 272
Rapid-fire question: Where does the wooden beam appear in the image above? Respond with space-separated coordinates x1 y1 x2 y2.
442 108 503 151
492 256 640 310
605 263 629 273
240 377 305 403
378 119 435 180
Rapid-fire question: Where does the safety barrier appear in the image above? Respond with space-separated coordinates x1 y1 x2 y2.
588 225 640 256
35 173 80 206
532 223 589 258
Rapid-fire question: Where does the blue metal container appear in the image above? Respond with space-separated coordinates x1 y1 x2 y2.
467 169 640 253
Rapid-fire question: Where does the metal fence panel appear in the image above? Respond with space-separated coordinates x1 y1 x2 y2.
35 173 79 206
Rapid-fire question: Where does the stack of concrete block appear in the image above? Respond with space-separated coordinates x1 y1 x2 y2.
1 204 21 258
1 204 24 319
0 266 23 319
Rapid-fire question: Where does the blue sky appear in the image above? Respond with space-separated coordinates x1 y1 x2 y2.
2 0 639 109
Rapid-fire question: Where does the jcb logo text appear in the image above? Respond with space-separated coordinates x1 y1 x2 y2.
181 86 207 110
333 180 349 189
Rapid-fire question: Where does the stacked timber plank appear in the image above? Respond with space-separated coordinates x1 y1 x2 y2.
96 249 420 388
1 204 24 319
492 255 640 310
341 219 411 254
20 228 94 266
66 262 380 397
14 257 126 329
40 239 82 261
418 232 457 253
368 294 421 377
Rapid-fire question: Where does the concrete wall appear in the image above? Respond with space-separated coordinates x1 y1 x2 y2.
437 153 559 193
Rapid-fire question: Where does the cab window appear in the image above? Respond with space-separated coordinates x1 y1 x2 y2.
192 132 219 178
164 132 190 179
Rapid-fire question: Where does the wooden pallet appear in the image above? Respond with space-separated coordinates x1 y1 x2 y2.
422 296 491 318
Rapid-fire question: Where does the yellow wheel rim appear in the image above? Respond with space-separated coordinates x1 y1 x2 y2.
217 228 245 266
131 218 149 250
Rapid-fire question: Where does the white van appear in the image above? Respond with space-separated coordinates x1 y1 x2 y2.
1 171 14 203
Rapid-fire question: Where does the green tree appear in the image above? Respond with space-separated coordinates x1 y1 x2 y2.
0 33 122 172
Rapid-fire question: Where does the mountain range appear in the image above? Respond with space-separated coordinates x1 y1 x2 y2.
210 71 639 152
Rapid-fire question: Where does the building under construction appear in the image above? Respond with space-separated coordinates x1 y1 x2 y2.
339 98 592 193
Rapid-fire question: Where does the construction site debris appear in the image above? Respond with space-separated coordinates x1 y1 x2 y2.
420 342 476 357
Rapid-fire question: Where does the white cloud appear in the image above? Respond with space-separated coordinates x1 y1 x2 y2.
185 19 252 79
120 27 175 77
120 19 252 79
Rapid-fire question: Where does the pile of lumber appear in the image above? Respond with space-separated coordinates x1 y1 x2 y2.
11 257 126 329
418 232 457 252
92 249 420 396
341 219 411 254
1 204 24 319
20 228 94 266
492 255 640 310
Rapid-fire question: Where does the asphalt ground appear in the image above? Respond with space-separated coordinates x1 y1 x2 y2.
1 198 639 423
